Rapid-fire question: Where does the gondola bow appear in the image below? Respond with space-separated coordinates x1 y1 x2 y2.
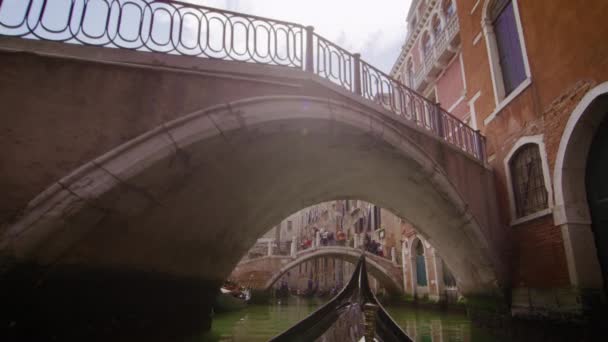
269 255 413 342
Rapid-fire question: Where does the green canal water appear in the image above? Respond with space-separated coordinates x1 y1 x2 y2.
197 297 499 342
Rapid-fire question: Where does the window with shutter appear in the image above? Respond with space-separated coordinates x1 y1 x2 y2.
492 1 526 95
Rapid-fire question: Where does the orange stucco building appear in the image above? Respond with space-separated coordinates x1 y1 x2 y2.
393 0 608 316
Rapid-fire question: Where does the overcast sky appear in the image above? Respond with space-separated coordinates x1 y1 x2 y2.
185 0 412 73
0 0 411 73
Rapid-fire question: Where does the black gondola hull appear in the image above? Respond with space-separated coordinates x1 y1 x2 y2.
269 254 413 342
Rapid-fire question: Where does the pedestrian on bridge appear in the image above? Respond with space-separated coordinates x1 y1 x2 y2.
337 230 346 246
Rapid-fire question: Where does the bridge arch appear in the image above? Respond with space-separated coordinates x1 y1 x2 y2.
263 247 403 295
0 3 503 339
3 94 501 297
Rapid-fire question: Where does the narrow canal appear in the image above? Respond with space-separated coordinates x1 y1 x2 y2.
197 297 499 342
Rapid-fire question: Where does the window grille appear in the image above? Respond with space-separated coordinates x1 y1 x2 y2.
509 144 548 217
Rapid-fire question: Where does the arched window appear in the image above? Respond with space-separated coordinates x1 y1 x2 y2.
406 59 414 87
483 0 530 103
421 32 432 58
432 15 442 39
414 240 428 286
509 143 548 218
443 0 456 18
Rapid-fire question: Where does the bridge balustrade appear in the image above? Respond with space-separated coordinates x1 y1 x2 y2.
0 0 485 161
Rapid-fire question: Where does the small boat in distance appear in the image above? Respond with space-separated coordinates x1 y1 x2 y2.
215 281 251 312
269 255 413 342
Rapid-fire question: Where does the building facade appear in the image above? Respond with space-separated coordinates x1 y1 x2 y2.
392 0 608 317
400 219 460 303
391 0 469 124
238 200 461 302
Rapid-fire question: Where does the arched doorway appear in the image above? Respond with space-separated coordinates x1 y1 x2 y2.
415 241 428 286
586 113 608 292
413 239 429 298
554 82 608 293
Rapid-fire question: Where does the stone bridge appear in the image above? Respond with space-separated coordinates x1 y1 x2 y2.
0 1 508 340
230 247 404 295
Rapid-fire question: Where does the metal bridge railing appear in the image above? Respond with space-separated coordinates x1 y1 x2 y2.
0 0 485 162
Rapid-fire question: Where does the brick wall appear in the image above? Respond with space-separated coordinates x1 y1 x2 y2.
455 0 608 290
511 215 569 288
542 81 595 172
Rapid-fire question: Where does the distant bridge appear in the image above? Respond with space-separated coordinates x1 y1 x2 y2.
231 246 404 295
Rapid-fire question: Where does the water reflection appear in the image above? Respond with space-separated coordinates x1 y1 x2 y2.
197 298 498 342
387 307 476 342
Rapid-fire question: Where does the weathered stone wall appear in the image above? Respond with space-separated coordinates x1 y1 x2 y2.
0 36 504 339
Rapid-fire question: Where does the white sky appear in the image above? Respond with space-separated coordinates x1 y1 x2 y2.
0 0 411 73
184 0 412 73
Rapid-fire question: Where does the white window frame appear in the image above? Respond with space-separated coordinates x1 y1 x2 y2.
503 135 553 226
468 90 482 130
481 0 532 125
470 0 482 14
458 53 468 95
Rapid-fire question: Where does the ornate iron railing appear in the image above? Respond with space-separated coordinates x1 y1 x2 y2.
313 31 355 92
0 0 304 66
0 0 485 162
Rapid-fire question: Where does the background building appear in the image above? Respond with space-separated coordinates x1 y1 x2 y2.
236 200 461 302
391 0 469 125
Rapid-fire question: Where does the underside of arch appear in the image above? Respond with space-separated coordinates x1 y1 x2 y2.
2 96 499 296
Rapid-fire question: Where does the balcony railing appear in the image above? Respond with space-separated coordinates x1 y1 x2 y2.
0 0 484 162
413 14 460 90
